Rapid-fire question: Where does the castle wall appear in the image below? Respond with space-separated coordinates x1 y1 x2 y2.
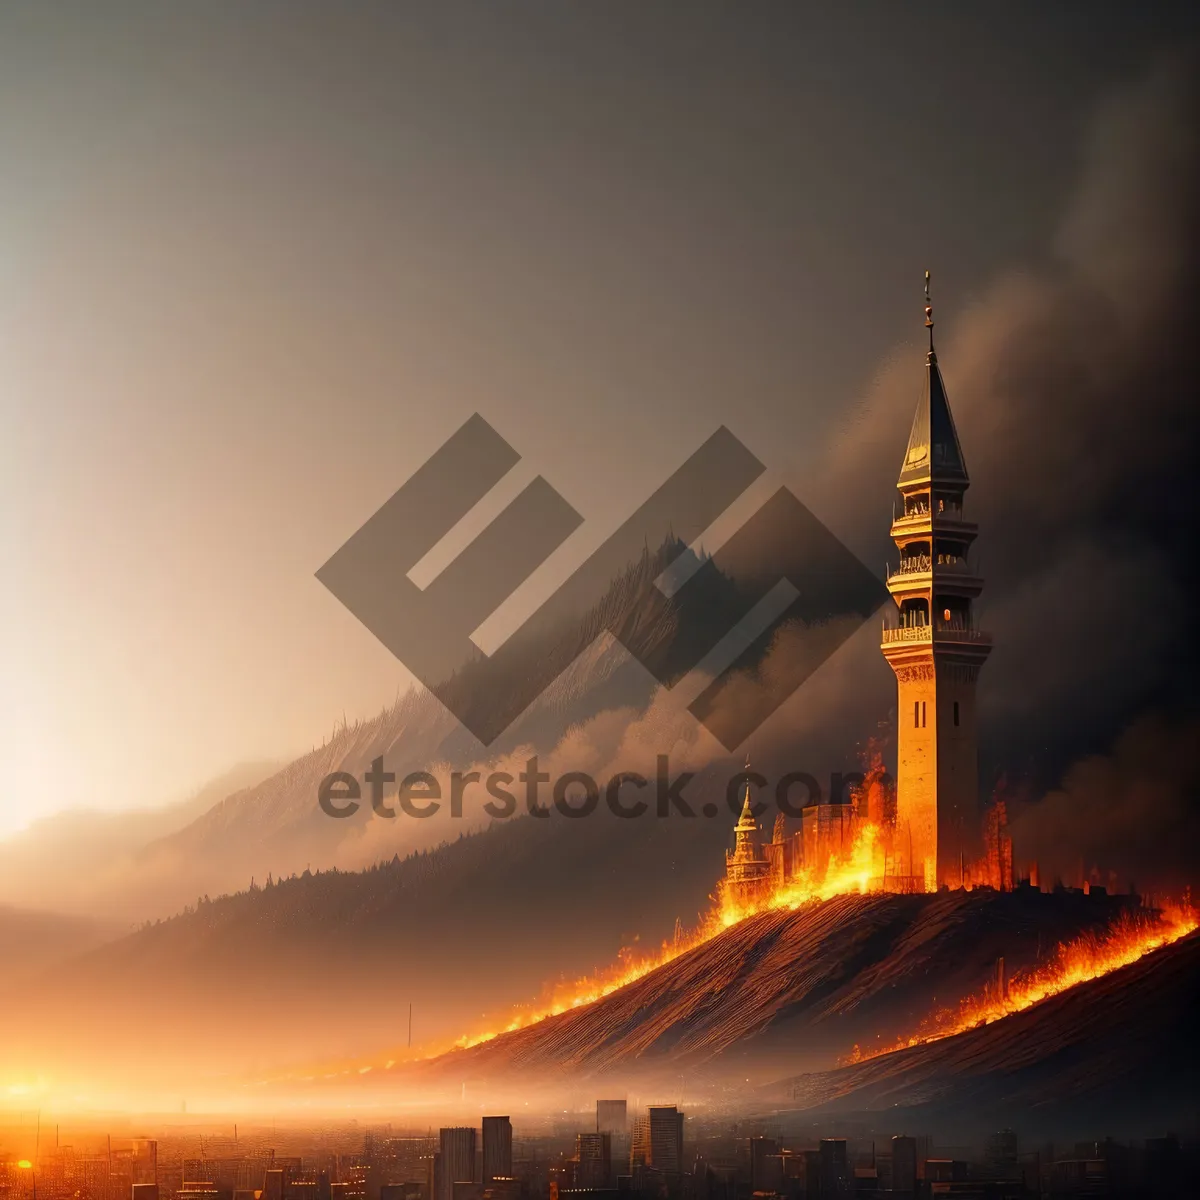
801 804 858 880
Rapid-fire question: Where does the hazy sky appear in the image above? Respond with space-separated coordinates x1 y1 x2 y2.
3 3 1198 835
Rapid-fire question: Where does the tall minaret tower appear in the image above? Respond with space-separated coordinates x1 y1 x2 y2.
881 273 992 890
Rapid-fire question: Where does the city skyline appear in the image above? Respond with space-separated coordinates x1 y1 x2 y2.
1 1110 1195 1200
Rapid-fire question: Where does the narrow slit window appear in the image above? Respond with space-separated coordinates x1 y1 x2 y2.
921 701 927 728
953 701 960 726
914 700 920 728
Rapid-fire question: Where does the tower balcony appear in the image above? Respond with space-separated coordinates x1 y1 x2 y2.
888 553 979 578
880 621 992 648
890 508 978 541
885 555 984 598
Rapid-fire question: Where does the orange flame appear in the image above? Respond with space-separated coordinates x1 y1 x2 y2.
845 897 1198 1064
718 821 888 926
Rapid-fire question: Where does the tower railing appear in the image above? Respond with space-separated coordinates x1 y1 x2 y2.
890 554 932 575
887 554 977 579
891 503 971 525
881 623 991 644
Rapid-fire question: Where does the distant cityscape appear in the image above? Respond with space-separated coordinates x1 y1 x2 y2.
2 1107 1194 1200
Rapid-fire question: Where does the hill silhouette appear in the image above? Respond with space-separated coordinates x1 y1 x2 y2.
0 760 278 921
0 808 734 1089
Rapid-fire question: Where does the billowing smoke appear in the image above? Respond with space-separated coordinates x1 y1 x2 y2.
798 50 1200 884
1007 712 1200 894
342 39 1200 905
512 48 1200 887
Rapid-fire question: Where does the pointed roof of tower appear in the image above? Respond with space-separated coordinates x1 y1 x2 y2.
736 783 757 830
736 756 758 831
898 272 968 488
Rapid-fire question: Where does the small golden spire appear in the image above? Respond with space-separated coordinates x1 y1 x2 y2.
737 754 756 824
924 269 935 356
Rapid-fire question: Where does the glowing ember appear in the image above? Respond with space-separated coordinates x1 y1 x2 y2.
845 898 1198 1064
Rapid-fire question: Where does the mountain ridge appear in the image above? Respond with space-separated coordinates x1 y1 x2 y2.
24 537 764 922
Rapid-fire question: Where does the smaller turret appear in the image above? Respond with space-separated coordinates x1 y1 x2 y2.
725 760 770 905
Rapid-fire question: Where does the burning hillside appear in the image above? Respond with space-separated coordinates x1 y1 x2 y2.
273 751 1193 1106
770 923 1200 1139
425 753 1016 1057
402 886 1153 1088
448 796 896 1052
847 897 1196 1063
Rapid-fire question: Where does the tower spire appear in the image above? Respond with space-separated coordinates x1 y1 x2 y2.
924 269 935 359
900 271 967 487
737 754 756 826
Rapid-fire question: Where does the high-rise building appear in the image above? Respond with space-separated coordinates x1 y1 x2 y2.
818 1140 849 1197
438 1129 477 1200
177 1186 219 1200
427 1152 440 1200
381 1138 438 1187
380 1186 422 1200
335 1167 367 1200
132 1142 158 1189
749 1137 780 1194
629 1116 650 1171
595 1100 627 1134
882 273 991 889
481 1118 512 1185
984 1129 1019 1181
890 1136 918 1197
647 1107 684 1177
576 1134 612 1189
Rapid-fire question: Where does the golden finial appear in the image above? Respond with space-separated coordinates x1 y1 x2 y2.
924 269 935 354
739 753 754 814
